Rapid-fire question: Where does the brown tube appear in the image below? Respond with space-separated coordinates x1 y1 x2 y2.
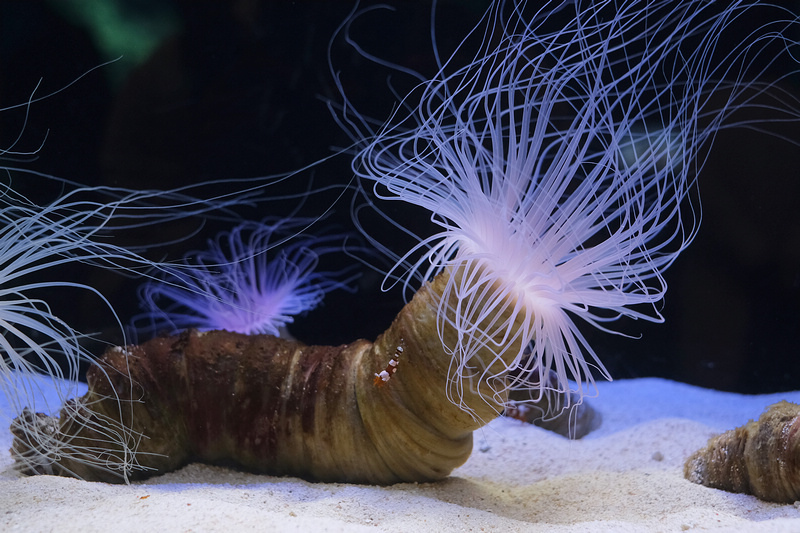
11 265 526 483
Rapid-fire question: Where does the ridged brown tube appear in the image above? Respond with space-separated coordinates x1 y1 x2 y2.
684 401 800 503
11 266 526 483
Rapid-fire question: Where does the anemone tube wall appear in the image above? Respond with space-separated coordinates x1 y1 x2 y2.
13 265 525 483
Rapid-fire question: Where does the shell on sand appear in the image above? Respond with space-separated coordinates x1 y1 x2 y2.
684 401 800 503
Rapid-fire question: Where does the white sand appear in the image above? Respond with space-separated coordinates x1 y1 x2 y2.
2 377 800 533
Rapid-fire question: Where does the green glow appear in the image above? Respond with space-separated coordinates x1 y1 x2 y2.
47 0 179 85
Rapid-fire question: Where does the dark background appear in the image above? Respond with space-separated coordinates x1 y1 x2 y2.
1 0 799 393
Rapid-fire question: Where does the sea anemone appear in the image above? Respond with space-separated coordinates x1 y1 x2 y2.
137 218 358 336
340 0 800 413
8 0 799 484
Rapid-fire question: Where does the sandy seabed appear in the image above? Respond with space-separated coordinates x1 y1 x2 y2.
2 377 800 533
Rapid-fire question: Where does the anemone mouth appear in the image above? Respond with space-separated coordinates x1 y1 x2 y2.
433 255 593 412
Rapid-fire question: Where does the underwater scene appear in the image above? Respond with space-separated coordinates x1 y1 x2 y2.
2 1 800 531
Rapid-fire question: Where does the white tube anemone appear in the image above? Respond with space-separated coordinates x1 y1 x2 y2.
0 187 156 480
341 0 800 411
138 218 358 336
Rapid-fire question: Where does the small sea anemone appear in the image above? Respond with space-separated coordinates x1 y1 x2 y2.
137 218 358 336
340 0 800 412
